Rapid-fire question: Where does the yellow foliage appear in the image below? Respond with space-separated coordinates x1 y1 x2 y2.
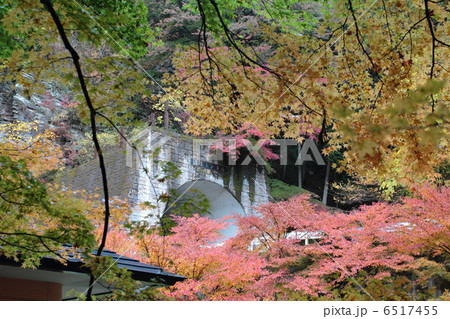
0 121 63 176
167 0 449 187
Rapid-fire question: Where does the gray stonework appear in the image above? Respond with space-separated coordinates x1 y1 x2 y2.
0 82 56 126
60 127 270 225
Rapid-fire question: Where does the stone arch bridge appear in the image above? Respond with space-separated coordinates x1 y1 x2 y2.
61 127 270 237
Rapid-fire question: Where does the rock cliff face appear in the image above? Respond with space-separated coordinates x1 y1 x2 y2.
0 82 86 163
0 82 53 125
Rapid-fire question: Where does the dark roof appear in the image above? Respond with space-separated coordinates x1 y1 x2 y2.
90 248 185 285
0 246 185 287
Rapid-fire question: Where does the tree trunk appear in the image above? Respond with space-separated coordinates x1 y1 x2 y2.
297 143 302 188
322 157 330 205
164 100 169 129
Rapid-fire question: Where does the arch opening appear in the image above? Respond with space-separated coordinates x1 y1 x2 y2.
165 180 245 239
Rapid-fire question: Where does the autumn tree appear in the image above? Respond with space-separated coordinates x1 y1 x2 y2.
0 121 62 175
126 186 449 301
0 0 157 300
113 214 273 300
167 0 449 189
0 121 95 267
229 186 449 300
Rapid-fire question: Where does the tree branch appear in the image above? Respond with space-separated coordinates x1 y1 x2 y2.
199 0 323 117
40 0 111 301
347 0 375 69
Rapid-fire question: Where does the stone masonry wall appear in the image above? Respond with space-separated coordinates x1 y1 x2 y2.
129 128 270 221
61 127 270 224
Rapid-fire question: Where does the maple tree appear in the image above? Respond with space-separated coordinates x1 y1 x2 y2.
232 186 448 300
106 185 448 301
0 121 96 267
0 121 162 299
209 123 279 171
0 121 62 176
167 0 449 190
111 214 273 301
0 0 158 300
